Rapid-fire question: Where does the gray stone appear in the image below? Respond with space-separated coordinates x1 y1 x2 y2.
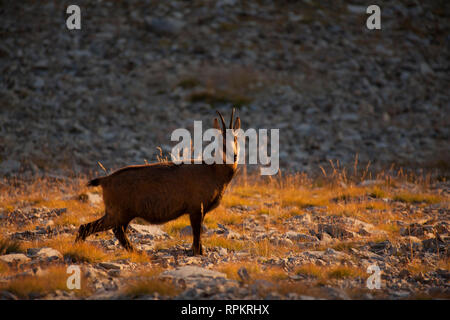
285 231 317 242
161 266 227 280
0 253 30 264
27 247 62 261
318 224 355 239
99 262 123 270
0 291 19 300
145 17 185 36
0 160 21 175
129 224 169 240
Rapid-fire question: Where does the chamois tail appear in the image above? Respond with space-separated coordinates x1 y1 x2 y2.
87 177 102 187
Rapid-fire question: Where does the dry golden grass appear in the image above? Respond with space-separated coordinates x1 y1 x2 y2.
295 264 326 279
216 262 261 281
116 250 153 263
405 257 449 276
216 262 288 282
44 238 108 263
280 188 330 209
162 215 190 236
368 186 388 199
247 238 290 257
0 261 11 275
0 176 87 207
392 192 443 204
0 265 92 298
205 206 243 226
0 236 24 255
124 278 181 297
221 193 255 208
203 235 245 252
295 264 367 281
122 268 180 297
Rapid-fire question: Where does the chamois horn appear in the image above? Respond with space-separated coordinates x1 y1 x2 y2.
229 107 235 129
216 111 226 133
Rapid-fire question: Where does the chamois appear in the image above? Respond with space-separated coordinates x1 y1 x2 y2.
76 109 241 255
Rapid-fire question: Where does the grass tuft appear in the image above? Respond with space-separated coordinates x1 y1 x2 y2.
0 266 91 298
0 237 24 255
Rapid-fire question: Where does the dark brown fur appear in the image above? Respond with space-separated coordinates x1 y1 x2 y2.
76 110 240 255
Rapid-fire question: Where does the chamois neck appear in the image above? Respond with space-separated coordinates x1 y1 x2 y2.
213 163 237 185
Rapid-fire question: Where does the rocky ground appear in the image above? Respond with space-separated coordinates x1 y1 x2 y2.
0 176 448 300
0 0 449 177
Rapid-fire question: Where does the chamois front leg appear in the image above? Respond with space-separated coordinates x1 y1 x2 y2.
113 224 135 252
75 214 112 242
189 213 203 255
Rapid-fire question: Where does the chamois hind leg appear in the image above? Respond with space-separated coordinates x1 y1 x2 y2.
113 224 134 252
75 214 113 243
189 212 203 255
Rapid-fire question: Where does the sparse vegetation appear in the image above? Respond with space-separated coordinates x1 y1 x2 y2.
295 264 366 281
0 166 448 300
0 237 23 255
123 268 181 297
0 266 91 298
45 238 108 263
393 192 442 204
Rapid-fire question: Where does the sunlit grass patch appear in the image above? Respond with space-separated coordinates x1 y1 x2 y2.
203 235 245 252
0 266 91 298
124 278 181 297
45 238 108 263
326 201 397 227
123 268 180 297
133 266 165 278
255 266 289 281
53 212 82 227
364 201 389 210
162 216 190 236
0 176 89 211
295 264 323 278
221 194 254 208
246 239 290 257
327 265 365 279
377 223 401 235
216 262 261 281
116 250 153 264
208 207 243 226
153 239 186 251
393 192 442 204
331 241 360 253
0 236 24 255
280 188 329 209
406 259 433 276
405 257 449 276
326 202 368 218
295 264 366 281
0 261 11 275
332 186 369 202
368 186 388 199
230 185 272 198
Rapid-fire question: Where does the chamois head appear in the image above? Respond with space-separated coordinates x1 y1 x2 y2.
214 108 241 169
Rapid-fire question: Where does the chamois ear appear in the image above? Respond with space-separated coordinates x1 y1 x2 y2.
233 117 241 131
213 118 221 133
229 108 235 129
